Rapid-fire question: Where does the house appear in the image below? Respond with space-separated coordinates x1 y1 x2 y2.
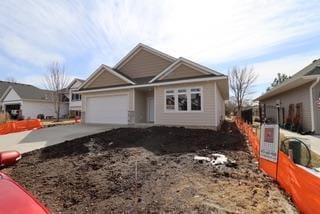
255 59 320 134
78 43 229 129
66 78 85 118
0 81 68 119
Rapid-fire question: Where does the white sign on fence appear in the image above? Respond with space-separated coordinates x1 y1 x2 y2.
260 124 279 163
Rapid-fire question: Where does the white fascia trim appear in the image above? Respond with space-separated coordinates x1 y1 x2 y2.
149 59 181 83
310 77 320 132
255 76 304 101
67 78 84 89
79 64 135 90
179 57 223 76
0 87 24 102
79 64 105 90
255 64 320 101
159 61 211 81
149 57 222 83
67 79 77 89
0 86 14 101
114 43 176 69
77 76 228 94
102 65 136 85
303 74 320 79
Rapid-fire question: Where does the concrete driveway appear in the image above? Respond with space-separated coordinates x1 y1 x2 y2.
0 124 122 154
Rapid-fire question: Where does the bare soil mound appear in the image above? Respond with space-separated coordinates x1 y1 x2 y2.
5 122 296 213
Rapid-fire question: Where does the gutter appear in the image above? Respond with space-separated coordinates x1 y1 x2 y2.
76 76 228 94
310 76 320 132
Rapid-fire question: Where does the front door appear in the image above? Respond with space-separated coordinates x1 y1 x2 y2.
147 97 154 122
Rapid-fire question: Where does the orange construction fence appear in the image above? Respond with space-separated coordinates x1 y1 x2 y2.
0 119 42 135
235 117 320 213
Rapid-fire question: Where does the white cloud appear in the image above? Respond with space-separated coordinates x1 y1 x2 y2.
253 52 319 85
0 0 320 83
0 34 63 67
154 0 320 64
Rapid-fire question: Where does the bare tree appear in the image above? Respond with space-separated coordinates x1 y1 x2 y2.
44 62 69 121
6 77 17 83
229 66 257 115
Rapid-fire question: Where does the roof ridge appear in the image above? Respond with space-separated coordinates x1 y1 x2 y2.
113 43 176 69
0 80 35 87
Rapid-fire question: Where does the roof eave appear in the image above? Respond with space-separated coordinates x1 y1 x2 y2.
77 76 228 94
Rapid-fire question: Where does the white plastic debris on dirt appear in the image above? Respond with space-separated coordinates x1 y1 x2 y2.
194 154 235 166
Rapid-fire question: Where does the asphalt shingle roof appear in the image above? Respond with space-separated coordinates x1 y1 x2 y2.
0 81 54 101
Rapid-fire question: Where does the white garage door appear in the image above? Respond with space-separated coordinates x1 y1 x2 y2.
85 95 129 124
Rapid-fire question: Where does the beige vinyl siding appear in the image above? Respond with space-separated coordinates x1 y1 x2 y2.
260 83 312 132
85 70 127 89
215 84 225 127
160 64 207 80
118 49 172 78
312 81 320 134
154 81 217 127
81 89 134 123
134 90 147 123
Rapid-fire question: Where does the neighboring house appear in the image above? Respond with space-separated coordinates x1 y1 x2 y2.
255 59 320 134
78 43 229 129
66 78 85 118
0 81 68 119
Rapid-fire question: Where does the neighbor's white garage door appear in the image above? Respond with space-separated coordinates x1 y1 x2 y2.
85 95 129 124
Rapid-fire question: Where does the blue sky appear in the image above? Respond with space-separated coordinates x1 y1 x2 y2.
0 0 320 99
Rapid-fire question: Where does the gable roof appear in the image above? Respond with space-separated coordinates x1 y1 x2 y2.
67 78 85 89
80 43 226 91
1 86 21 101
255 58 320 101
113 43 176 70
79 64 136 90
0 81 54 102
149 57 223 83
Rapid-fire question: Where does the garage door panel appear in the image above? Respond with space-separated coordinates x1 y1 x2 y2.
86 95 128 124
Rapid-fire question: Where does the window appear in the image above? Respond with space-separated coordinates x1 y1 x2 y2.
72 93 81 101
165 87 202 112
178 89 187 111
165 90 175 111
191 88 201 111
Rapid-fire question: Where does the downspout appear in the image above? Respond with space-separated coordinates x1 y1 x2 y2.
310 77 320 132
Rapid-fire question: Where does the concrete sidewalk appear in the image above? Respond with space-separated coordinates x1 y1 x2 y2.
0 124 120 154
281 129 320 155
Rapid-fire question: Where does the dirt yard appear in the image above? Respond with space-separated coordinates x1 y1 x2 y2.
5 122 297 213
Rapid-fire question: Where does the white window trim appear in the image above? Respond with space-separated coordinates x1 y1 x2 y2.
71 92 81 101
164 89 175 112
164 87 203 113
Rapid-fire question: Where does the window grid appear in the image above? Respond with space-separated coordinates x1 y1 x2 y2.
164 87 202 112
